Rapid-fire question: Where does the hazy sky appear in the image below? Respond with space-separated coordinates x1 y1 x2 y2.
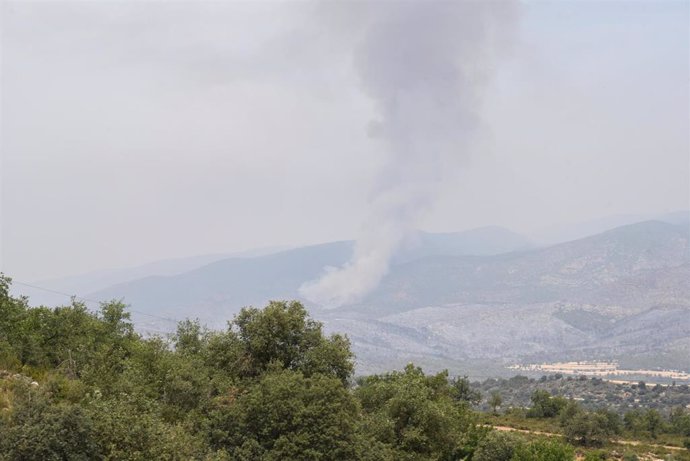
1 0 688 281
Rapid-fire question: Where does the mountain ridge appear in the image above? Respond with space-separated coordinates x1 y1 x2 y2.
14 220 689 374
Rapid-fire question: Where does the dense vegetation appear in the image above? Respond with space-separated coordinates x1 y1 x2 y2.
474 375 690 449
475 374 690 414
1 274 689 460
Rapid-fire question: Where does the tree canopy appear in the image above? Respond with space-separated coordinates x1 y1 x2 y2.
2 276 522 461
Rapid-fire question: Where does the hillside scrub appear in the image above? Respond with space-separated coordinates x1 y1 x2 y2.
0 274 580 460
3 274 688 460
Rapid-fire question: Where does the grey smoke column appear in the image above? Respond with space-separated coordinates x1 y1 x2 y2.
301 1 518 307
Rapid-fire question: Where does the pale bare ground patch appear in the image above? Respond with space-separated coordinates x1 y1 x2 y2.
509 361 690 384
489 425 559 437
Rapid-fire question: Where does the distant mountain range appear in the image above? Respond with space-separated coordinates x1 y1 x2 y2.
15 245 290 307
86 226 534 320
533 210 689 244
323 221 689 374
14 213 690 376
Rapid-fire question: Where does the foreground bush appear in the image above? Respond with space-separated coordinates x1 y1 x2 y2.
512 439 575 461
3 275 524 460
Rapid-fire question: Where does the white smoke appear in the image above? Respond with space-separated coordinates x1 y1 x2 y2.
300 1 518 308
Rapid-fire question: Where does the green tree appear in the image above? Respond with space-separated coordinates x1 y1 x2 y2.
159 353 211 422
451 376 481 405
474 431 520 461
527 390 567 418
79 301 138 392
174 318 206 356
670 407 690 436
202 329 245 382
596 408 622 435
208 368 359 460
0 387 101 461
355 364 477 460
0 274 25 369
558 400 581 426
232 301 354 382
644 409 664 439
489 391 503 415
563 411 614 447
624 409 646 436
85 393 205 460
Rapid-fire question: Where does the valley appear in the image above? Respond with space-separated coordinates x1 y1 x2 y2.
15 219 688 378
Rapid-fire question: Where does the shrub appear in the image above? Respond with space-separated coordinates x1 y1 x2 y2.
583 449 608 460
511 438 575 461
474 431 521 461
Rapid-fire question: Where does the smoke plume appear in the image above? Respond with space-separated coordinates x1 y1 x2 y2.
300 1 518 308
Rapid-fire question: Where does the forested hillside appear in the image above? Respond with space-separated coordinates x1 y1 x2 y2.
0 275 560 461
3 275 690 460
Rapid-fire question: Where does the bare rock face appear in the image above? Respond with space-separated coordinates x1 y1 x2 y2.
320 222 690 373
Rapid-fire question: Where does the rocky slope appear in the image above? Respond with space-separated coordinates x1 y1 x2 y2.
85 221 689 375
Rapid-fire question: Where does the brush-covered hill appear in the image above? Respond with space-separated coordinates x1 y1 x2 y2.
325 221 689 373
349 220 689 312
87 221 689 374
88 226 532 321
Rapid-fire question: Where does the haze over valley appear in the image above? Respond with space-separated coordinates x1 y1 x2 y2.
2 0 688 382
15 214 690 377
2 2 690 459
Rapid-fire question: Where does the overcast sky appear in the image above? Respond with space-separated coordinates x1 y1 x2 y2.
1 0 688 281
